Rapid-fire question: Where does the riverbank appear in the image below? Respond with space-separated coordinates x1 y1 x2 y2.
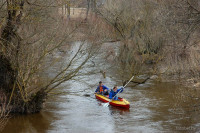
62 9 200 112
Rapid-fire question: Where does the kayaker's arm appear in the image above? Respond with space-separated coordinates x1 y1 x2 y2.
103 85 110 91
117 87 124 93
95 86 99 93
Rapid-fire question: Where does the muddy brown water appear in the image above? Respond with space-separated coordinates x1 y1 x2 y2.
3 43 200 133
3 77 200 133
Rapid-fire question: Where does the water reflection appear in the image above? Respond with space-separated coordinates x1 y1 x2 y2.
3 111 55 133
3 80 200 133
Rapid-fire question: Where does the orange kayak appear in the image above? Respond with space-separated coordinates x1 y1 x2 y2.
95 94 130 109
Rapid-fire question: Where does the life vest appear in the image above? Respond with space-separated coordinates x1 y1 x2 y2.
99 86 103 92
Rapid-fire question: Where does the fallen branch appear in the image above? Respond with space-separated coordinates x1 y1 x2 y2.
123 77 150 87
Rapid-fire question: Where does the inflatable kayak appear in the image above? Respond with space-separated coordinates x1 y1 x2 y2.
95 94 130 109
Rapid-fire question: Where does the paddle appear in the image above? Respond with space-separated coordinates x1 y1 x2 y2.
103 75 134 107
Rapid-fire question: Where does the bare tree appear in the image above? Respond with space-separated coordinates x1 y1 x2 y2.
0 0 106 114
96 0 166 82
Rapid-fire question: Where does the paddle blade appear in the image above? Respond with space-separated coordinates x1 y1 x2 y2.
103 102 109 107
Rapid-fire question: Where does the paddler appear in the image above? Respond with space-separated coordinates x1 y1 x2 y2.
109 86 123 100
95 81 109 95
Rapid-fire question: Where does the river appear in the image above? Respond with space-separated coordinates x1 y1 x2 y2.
2 42 200 133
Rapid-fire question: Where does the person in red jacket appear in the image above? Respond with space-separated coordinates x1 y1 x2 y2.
95 81 110 95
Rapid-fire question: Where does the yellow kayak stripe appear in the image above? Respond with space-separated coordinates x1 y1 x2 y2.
95 94 130 105
95 94 110 101
110 99 130 105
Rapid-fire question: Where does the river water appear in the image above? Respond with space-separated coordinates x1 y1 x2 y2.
2 43 200 133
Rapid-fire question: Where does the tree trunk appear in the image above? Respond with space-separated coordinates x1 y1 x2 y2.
85 0 90 20
0 0 47 114
91 0 96 12
67 0 70 20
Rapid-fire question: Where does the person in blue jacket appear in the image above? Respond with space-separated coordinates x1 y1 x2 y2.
109 86 123 100
95 81 110 95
